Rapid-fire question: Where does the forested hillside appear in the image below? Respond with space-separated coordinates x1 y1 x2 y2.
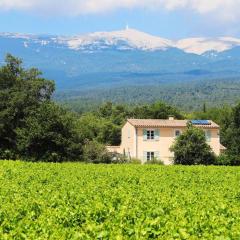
56 78 240 113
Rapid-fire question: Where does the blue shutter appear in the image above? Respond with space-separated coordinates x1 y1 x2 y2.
155 129 160 141
143 129 147 141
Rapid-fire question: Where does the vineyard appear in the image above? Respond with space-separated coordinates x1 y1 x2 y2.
0 161 240 239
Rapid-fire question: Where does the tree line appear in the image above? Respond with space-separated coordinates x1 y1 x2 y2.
1 55 240 165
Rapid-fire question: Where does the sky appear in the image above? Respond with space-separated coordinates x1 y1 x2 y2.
1 0 240 39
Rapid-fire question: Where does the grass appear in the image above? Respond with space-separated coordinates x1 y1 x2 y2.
0 161 240 239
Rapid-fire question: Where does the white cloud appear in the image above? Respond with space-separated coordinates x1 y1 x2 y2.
0 0 240 21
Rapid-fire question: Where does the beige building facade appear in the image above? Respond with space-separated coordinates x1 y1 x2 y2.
107 118 225 165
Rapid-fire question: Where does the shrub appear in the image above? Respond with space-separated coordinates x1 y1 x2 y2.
214 154 232 166
145 158 164 165
129 158 142 164
170 123 216 165
83 141 112 164
109 153 128 164
0 149 17 160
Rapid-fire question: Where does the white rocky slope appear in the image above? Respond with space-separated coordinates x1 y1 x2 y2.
1 28 240 55
176 37 240 54
57 28 173 51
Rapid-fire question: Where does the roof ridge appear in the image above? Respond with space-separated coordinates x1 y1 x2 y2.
127 118 219 128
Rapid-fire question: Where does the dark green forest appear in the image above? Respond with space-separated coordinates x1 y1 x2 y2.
1 55 240 165
56 78 240 113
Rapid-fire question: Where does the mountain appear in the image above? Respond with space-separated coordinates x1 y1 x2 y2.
58 28 173 51
2 28 240 54
1 28 240 91
176 37 240 54
59 29 240 54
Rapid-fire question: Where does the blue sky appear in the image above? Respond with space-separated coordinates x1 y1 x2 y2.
0 0 240 38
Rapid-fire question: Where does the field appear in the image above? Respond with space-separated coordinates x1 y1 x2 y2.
0 162 240 239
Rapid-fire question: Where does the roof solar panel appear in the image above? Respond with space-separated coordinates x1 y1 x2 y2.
191 120 211 125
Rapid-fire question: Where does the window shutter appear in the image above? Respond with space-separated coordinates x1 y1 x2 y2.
155 129 160 141
206 130 211 142
155 151 160 160
143 151 147 161
143 129 147 141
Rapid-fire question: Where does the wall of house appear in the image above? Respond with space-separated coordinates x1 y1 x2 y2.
136 127 181 164
120 122 136 158
207 129 220 156
135 127 220 165
106 146 121 154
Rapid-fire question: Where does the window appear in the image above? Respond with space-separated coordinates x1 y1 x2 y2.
143 129 160 141
144 151 160 161
175 130 181 137
147 130 155 140
147 152 155 161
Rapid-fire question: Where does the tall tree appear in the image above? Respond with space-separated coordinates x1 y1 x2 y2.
203 103 207 113
0 54 54 157
0 54 82 161
221 103 240 165
132 101 183 119
16 102 82 162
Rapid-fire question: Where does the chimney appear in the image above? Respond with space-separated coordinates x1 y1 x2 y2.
169 116 174 120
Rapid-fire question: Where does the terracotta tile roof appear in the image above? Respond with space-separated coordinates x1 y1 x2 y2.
127 119 219 128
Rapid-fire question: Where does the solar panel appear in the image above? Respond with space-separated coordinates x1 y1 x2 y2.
191 120 211 125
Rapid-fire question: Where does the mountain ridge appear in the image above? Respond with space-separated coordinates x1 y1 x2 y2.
2 28 240 54
1 28 240 91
